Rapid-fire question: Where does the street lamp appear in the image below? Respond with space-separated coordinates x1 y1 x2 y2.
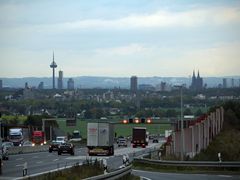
174 85 184 161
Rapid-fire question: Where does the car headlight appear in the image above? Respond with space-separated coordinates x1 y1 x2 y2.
32 143 35 146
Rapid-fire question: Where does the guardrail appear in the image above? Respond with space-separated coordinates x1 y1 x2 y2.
83 165 132 180
134 158 240 168
15 160 132 180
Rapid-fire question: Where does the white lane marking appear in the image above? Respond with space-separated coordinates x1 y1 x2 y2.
16 164 24 167
140 176 152 180
218 175 232 178
47 154 53 157
66 156 109 160
36 161 43 164
33 156 39 158
16 158 23 161
53 159 59 161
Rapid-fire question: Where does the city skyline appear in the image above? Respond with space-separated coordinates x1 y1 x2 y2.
1 1 240 78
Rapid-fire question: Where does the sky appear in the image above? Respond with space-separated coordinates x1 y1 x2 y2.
0 0 240 78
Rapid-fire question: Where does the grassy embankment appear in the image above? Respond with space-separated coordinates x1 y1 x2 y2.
57 118 171 139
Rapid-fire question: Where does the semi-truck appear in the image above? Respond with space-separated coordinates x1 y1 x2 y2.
8 128 23 146
87 122 114 156
132 127 148 148
32 131 45 146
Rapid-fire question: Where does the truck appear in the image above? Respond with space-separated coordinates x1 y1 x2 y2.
32 131 45 146
8 128 23 146
87 122 114 156
132 127 148 148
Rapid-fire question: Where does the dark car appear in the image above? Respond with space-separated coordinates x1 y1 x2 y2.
152 138 159 143
49 141 61 152
58 143 74 155
2 146 9 160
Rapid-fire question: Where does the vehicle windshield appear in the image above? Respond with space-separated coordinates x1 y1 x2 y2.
9 135 22 139
57 137 65 141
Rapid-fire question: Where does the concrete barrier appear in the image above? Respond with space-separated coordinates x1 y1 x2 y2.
8 145 48 155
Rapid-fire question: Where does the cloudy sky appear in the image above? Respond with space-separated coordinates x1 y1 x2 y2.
0 0 240 78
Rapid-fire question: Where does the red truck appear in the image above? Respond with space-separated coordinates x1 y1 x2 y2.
32 131 45 146
132 127 148 148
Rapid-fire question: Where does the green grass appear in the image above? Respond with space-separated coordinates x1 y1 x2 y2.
57 118 171 139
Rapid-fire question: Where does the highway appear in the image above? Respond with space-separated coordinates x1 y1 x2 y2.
1 142 162 179
133 170 240 180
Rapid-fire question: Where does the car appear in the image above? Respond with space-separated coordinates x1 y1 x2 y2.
2 146 9 160
2 142 14 150
49 141 61 152
118 137 127 147
152 138 159 143
58 143 74 155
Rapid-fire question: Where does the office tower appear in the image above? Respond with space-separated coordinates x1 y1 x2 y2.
0 79 2 89
38 82 44 90
58 70 63 89
50 52 57 89
25 82 29 89
231 78 234 88
130 76 138 93
222 78 227 88
67 78 74 90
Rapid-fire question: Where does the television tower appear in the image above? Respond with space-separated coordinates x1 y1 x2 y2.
50 52 57 89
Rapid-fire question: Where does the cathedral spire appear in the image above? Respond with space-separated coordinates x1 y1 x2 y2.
193 70 196 78
197 70 200 78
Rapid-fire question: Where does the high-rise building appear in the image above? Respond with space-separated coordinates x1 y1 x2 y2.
50 52 57 89
223 78 227 88
67 78 74 90
0 79 2 89
38 82 44 90
231 78 234 88
130 76 138 93
190 70 203 91
58 70 63 89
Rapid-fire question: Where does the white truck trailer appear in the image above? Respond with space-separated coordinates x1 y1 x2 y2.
87 122 114 156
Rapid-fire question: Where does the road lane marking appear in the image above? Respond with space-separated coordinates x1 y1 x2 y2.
16 158 23 160
140 176 152 180
33 156 39 158
36 161 43 164
53 159 59 161
16 164 24 167
218 175 232 178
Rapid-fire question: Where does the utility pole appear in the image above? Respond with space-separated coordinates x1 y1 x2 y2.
180 86 184 161
174 85 184 161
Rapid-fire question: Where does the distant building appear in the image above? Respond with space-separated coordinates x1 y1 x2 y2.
223 78 227 88
25 82 29 89
67 78 74 90
139 84 154 91
231 78 234 88
38 82 44 90
130 76 138 93
58 70 63 89
0 79 2 89
190 70 203 91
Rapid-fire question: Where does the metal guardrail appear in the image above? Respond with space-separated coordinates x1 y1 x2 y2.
83 165 132 180
134 158 240 168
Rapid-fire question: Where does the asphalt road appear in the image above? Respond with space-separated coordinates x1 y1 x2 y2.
0 142 162 179
132 170 240 180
